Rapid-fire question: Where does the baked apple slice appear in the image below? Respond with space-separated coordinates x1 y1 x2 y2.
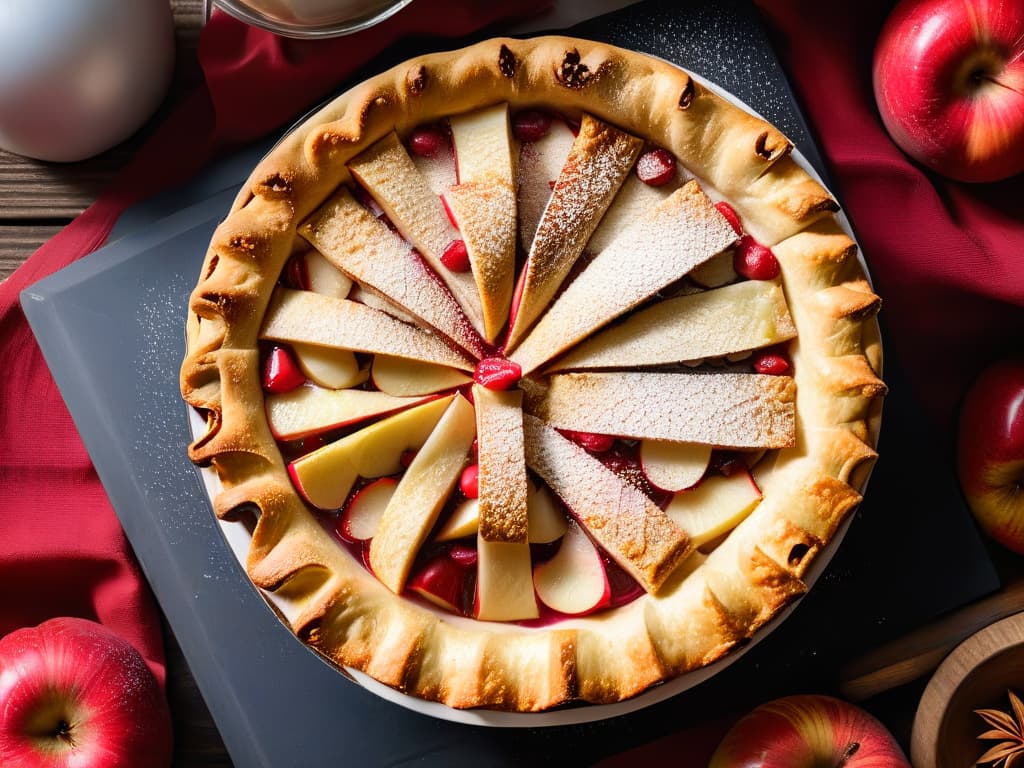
549 279 796 372
260 288 474 372
370 394 477 593
347 132 485 334
523 414 691 593
640 440 712 493
371 354 471 397
290 342 364 390
472 384 537 621
509 180 738 373
533 519 611 616
665 467 763 546
266 386 435 441
338 477 397 541
535 372 796 449
287 395 455 510
299 188 488 358
434 497 480 542
516 113 575 254
505 114 643 349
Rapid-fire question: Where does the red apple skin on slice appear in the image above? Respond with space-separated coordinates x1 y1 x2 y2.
288 395 454 510
266 386 436 441
533 520 611 616
339 477 398 541
665 467 763 547
640 440 712 493
407 555 470 615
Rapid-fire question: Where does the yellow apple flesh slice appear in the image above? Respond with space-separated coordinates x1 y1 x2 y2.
689 251 737 288
339 477 397 541
370 394 477 594
523 414 691 593
287 395 454 510
434 497 479 542
533 520 610 616
536 371 796 449
549 280 796 372
665 468 763 546
506 114 643 349
509 181 738 374
517 117 575 254
527 481 567 544
640 440 712 493
299 188 487 358
304 248 352 298
260 288 473 372
291 342 365 390
475 539 538 621
371 354 471 397
267 386 437 441
347 132 485 334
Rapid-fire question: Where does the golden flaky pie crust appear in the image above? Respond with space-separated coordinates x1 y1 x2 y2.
180 36 885 712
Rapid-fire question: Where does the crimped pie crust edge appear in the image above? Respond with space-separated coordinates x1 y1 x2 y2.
180 35 885 712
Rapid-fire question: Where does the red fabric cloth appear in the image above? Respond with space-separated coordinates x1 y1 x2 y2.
0 0 549 689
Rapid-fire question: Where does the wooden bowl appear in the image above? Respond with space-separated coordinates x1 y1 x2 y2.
912 611 1024 767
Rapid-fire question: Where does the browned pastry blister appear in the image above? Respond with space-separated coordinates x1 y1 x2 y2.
180 36 885 712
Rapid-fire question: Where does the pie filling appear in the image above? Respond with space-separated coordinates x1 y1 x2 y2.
257 105 800 625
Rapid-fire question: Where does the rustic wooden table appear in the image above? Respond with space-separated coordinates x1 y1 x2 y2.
4 3 1021 765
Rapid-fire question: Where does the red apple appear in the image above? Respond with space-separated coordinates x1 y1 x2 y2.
872 0 1024 183
956 357 1024 553
710 694 909 767
0 616 173 768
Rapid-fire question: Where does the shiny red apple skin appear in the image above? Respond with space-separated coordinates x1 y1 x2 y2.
956 357 1024 553
0 617 173 768
709 695 909 768
872 0 1024 183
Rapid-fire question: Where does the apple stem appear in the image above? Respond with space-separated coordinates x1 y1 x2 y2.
835 742 860 767
56 719 75 745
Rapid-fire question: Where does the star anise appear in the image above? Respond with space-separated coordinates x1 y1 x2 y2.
976 690 1024 767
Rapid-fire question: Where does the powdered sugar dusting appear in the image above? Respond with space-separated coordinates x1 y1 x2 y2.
522 414 691 592
300 188 486 359
516 119 576 253
510 181 737 373
507 115 643 347
475 387 529 543
536 371 795 448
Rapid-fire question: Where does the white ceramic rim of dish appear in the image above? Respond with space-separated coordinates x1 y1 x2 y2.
190 61 877 728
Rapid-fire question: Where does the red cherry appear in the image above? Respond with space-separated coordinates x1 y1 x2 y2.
283 253 308 289
448 543 478 568
408 126 447 157
635 148 676 186
473 357 522 390
753 352 791 376
733 235 780 280
460 464 480 498
441 239 471 272
262 346 305 393
564 430 615 453
714 201 744 235
512 110 552 142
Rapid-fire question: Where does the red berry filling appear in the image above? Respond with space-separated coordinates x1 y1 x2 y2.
473 357 522 390
753 351 791 376
733 235 780 280
714 200 743 235
512 110 552 142
441 239 471 272
408 126 447 157
635 148 676 186
562 429 616 453
262 346 305 393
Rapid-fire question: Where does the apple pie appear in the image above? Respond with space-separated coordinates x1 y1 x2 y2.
180 36 885 712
